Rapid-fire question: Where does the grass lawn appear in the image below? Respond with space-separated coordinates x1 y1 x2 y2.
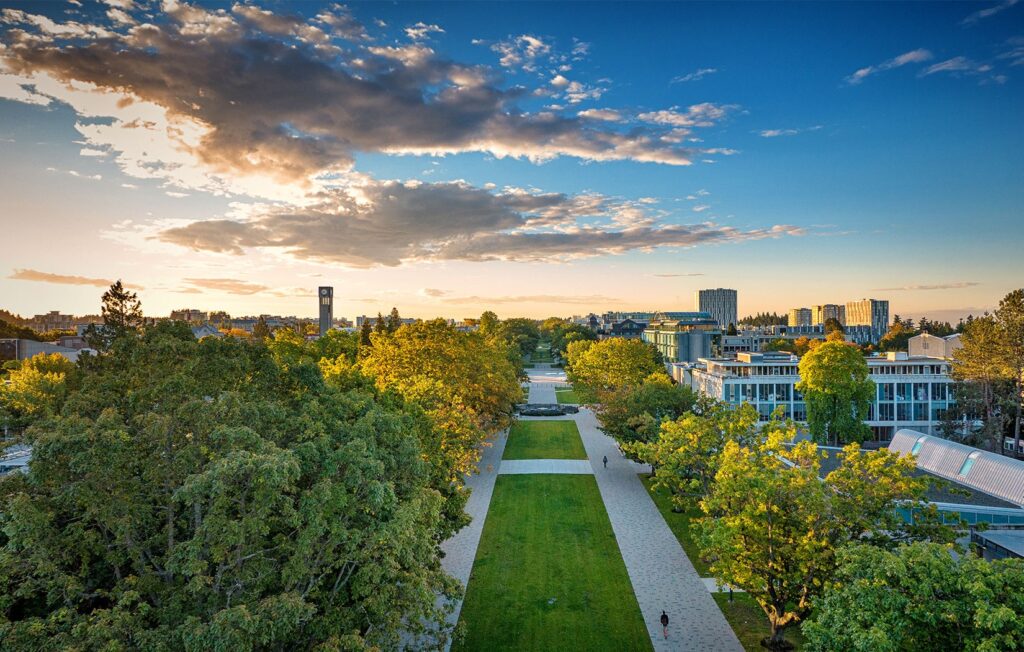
712 593 807 651
454 475 651 652
555 387 580 404
640 476 807 650
531 348 554 363
503 420 586 460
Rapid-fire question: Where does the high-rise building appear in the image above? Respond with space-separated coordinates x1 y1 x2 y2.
788 307 812 327
811 304 844 327
318 287 333 337
846 299 889 342
169 309 208 323
695 288 738 331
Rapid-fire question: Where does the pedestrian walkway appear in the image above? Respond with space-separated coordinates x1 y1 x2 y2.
573 408 743 651
498 459 593 474
702 578 746 593
525 363 565 404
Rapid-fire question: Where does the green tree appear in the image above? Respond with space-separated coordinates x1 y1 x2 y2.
0 322 459 650
599 373 700 455
952 314 1013 451
879 319 918 352
803 543 1024 652
358 319 373 349
628 402 759 505
387 306 402 333
565 337 664 403
374 312 386 334
823 317 844 335
698 432 945 650
549 323 597 357
995 289 1024 456
251 315 271 341
0 353 78 426
796 332 874 445
478 310 499 336
87 280 143 349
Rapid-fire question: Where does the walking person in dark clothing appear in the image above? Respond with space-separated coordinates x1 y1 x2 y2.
603 455 608 468
660 611 669 639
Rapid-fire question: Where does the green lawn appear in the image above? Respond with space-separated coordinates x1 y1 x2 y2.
640 476 807 650
454 475 651 652
555 387 580 404
503 420 586 460
531 348 554 363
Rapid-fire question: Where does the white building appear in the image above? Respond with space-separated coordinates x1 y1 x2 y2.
676 350 955 441
695 289 738 331
908 332 962 360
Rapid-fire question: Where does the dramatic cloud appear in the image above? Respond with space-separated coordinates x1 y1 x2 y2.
671 68 717 83
846 48 933 84
158 180 805 267
9 268 142 289
871 282 980 291
961 0 1020 25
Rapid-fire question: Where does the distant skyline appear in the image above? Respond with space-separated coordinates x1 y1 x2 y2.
1 1 1021 321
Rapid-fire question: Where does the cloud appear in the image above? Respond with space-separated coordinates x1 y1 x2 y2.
871 282 980 291
490 34 551 71
577 108 623 122
638 103 737 127
419 288 449 298
405 22 443 41
846 48 933 84
442 294 622 305
182 277 270 295
920 57 1003 83
999 37 1024 67
9 268 142 289
758 126 822 138
961 0 1020 25
691 204 711 212
671 68 717 83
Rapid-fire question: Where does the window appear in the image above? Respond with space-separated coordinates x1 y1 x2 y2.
958 452 980 477
910 436 927 456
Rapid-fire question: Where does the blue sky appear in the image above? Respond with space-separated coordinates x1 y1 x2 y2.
0 1 1021 321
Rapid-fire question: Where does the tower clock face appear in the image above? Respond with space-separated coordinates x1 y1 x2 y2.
320 288 329 296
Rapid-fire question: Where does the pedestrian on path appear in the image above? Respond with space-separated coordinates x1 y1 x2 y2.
603 455 608 469
660 611 669 639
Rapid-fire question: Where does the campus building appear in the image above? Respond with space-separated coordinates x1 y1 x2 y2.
642 312 721 363
675 350 956 440
846 298 890 343
788 307 812 327
811 304 845 326
318 287 334 337
695 289 738 331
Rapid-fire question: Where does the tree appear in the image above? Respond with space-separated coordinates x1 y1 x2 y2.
879 319 917 352
796 332 874 445
0 353 78 426
952 314 1013 451
698 432 945 650
360 319 521 480
565 337 664 403
549 323 597 357
374 312 386 334
995 289 1024 456
0 322 459 650
803 543 1024 652
823 317 844 335
387 306 402 333
628 402 759 505
725 322 738 336
87 280 143 349
478 310 499 336
251 315 271 341
358 319 373 349
598 374 700 455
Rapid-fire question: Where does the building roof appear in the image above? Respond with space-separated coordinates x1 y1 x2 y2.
975 529 1024 557
889 429 1024 508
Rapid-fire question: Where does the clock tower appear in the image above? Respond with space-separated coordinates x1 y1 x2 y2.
318 286 333 337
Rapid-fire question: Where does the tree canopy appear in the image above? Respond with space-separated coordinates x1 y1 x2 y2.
796 332 874 445
564 337 665 403
598 373 700 456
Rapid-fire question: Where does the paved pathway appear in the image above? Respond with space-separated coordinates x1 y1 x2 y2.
525 363 565 404
572 408 743 652
498 459 593 474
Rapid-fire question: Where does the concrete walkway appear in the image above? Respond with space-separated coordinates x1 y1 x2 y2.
498 459 593 474
525 363 565 404
573 408 743 652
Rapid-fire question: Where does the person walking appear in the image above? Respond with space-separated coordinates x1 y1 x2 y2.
602 455 608 469
660 610 669 639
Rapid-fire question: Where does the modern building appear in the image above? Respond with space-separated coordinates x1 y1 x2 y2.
0 338 84 362
909 333 962 360
811 304 845 326
170 308 208 323
27 311 75 332
677 350 956 440
696 289 738 331
642 312 721 363
606 318 647 339
788 307 812 327
846 298 890 343
318 287 333 337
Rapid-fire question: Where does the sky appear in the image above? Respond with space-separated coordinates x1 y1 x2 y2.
0 1 1022 322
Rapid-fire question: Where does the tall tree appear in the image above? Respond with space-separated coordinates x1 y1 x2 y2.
565 337 664 403
803 543 1024 651
0 353 78 427
599 373 700 456
387 306 402 333
796 332 874 445
478 310 499 336
996 289 1024 456
698 432 948 650
358 319 373 349
87 280 143 349
823 317 844 335
951 314 1012 451
251 315 271 341
374 312 387 334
